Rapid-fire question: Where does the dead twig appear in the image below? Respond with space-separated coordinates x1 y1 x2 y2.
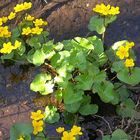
92 115 112 134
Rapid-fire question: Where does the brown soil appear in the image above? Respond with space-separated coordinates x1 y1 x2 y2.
0 0 140 140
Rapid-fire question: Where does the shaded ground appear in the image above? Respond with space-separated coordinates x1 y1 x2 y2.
0 0 140 140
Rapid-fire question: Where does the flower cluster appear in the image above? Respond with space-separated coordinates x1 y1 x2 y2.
22 18 47 35
0 2 32 38
56 125 83 140
0 40 21 54
116 41 135 67
0 2 32 23
14 2 32 13
93 3 120 16
31 110 44 135
0 26 11 38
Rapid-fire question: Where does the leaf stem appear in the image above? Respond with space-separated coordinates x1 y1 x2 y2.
74 113 79 125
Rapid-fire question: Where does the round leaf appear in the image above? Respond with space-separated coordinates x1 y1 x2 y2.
117 67 140 85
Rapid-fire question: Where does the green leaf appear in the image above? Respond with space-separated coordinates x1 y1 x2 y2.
51 50 70 67
74 37 94 50
69 50 87 71
103 135 111 140
50 53 61 67
111 40 127 50
1 52 14 60
87 36 104 54
63 83 84 104
30 73 53 95
16 44 26 56
65 101 81 113
32 49 46 66
81 95 91 105
42 42 55 60
79 104 98 115
105 48 116 62
89 52 108 67
10 123 32 140
103 129 130 140
42 41 54 54
105 16 117 26
54 65 72 88
111 61 125 73
114 83 130 102
26 48 35 63
55 42 64 51
88 16 106 34
26 36 41 49
75 73 94 90
111 129 129 140
93 70 106 83
98 53 108 66
44 105 60 123
40 81 54 95
110 91 120 105
35 133 47 140
11 27 21 40
117 67 140 85
116 98 136 118
92 81 116 103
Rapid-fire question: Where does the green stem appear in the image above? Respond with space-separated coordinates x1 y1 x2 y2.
102 16 106 44
114 84 123 91
74 114 79 125
42 131 47 138
129 67 132 75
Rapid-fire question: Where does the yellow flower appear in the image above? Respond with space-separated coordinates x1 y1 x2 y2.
0 40 21 54
0 26 11 38
32 120 44 135
109 6 120 15
8 12 16 20
33 19 47 27
2 16 8 23
4 30 11 38
17 136 24 140
31 27 43 35
116 46 129 59
61 131 76 140
0 17 8 25
23 2 32 10
14 3 24 13
31 110 44 121
93 3 120 16
71 125 83 136
56 127 65 133
13 40 21 49
25 14 34 21
124 58 135 67
14 2 32 13
22 27 31 35
125 41 135 49
0 42 14 54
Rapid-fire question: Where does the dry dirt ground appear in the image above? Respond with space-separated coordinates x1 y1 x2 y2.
0 0 140 140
